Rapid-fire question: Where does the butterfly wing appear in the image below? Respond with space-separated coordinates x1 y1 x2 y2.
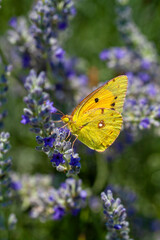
74 108 123 152
72 75 127 122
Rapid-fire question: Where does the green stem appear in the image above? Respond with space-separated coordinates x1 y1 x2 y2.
92 153 108 194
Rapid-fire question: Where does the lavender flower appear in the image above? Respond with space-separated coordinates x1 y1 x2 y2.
98 1 160 136
7 1 89 109
0 132 12 205
22 69 81 175
99 51 160 132
0 132 17 231
30 0 75 52
101 190 133 240
0 60 12 128
116 0 158 61
11 173 87 221
53 206 65 220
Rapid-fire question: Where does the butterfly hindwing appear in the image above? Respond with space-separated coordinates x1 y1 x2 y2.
74 108 123 152
72 75 128 122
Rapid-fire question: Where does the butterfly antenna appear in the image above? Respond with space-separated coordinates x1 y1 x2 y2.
54 112 64 116
55 108 65 116
52 108 65 122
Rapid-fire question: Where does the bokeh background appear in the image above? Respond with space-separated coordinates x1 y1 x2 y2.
1 0 160 239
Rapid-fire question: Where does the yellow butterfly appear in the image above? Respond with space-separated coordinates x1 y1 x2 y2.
61 75 128 152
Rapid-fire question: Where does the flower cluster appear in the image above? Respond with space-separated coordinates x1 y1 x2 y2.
7 1 88 107
11 173 87 221
30 0 76 53
0 59 12 128
0 132 17 231
0 132 12 206
99 1 160 132
8 17 37 70
101 190 133 240
106 185 136 217
21 69 81 175
115 0 158 62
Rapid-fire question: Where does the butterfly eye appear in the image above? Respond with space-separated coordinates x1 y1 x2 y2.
95 98 99 103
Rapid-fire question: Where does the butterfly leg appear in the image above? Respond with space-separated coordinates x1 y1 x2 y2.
65 130 71 140
72 135 78 151
59 123 68 129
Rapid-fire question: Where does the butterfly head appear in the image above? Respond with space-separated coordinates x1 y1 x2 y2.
61 115 72 124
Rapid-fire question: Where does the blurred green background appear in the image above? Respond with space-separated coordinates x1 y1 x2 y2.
1 0 160 239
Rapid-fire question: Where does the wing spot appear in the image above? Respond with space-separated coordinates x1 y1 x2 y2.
111 113 114 116
111 102 115 107
113 79 115 82
101 108 104 114
95 98 99 103
114 96 117 99
98 120 105 128
111 108 115 110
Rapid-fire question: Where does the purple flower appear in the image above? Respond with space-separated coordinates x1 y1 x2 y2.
78 75 88 85
126 98 137 106
156 108 160 118
139 98 148 105
114 224 122 230
21 115 30 124
69 155 81 167
80 190 87 200
51 153 65 166
53 206 65 220
70 7 76 16
49 196 54 201
43 136 55 147
147 84 157 97
141 59 151 70
58 21 68 30
45 100 57 113
126 72 134 84
22 52 31 68
60 182 67 189
139 118 150 129
99 49 110 61
114 47 126 59
138 72 150 83
10 181 22 191
9 17 17 28
55 48 65 59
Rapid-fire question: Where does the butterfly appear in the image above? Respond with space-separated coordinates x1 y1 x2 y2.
61 75 128 152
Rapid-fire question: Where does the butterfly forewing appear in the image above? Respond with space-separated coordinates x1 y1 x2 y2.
72 75 128 122
74 108 123 152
